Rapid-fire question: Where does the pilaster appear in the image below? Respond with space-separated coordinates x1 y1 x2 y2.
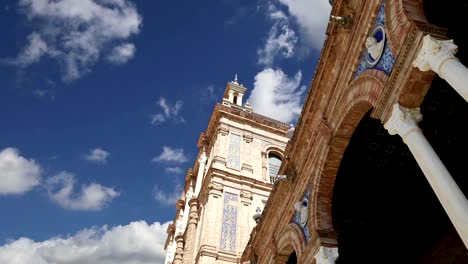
182 199 200 264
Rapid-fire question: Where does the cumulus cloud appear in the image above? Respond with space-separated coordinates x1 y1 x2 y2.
46 171 119 211
258 7 298 66
153 185 182 207
151 97 185 125
0 221 170 264
0 148 42 195
278 0 331 50
248 68 306 124
165 167 183 174
85 148 110 164
152 146 187 163
9 0 142 81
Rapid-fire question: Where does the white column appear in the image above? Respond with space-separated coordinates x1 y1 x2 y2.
228 90 235 104
237 93 244 106
181 188 193 232
384 103 468 248
413 35 468 102
314 246 339 264
194 151 207 197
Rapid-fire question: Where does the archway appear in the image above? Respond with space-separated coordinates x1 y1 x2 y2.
332 83 468 263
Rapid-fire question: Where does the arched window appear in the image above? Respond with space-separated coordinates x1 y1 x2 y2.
233 95 238 105
268 153 282 183
286 251 297 264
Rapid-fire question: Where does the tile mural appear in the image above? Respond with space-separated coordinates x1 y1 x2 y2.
227 134 241 169
220 192 238 253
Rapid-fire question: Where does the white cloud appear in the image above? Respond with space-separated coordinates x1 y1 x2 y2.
0 148 42 195
258 6 298 66
85 148 110 164
11 32 49 67
46 171 119 211
165 167 183 174
151 97 185 125
0 221 170 264
248 68 306 124
107 43 136 64
278 0 331 50
153 185 182 207
10 0 142 81
152 146 187 163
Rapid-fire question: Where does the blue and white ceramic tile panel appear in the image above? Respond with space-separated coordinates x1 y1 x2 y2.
220 192 238 253
355 0 396 77
292 189 310 243
227 133 241 169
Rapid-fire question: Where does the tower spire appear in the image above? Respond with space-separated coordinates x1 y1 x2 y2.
234 74 239 84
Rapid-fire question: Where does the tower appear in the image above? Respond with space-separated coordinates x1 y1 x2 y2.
164 76 291 263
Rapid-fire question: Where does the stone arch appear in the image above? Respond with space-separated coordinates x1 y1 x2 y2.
385 0 432 55
274 223 306 264
263 145 285 157
311 75 384 237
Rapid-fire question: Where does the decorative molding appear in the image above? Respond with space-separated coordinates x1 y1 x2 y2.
213 156 226 166
208 182 224 198
241 163 254 174
240 190 253 206
217 125 229 136
373 26 419 120
243 133 253 143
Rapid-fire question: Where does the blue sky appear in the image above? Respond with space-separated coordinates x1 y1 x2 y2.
0 0 330 263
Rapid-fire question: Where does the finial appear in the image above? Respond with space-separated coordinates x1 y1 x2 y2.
234 74 239 84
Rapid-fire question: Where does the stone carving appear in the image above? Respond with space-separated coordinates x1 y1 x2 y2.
294 197 308 228
241 163 253 173
413 35 458 72
217 125 229 136
243 133 253 143
240 190 253 200
315 246 339 264
208 182 223 198
384 104 422 141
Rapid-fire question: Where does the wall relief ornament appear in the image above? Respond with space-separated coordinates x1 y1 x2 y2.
291 189 310 243
355 1 396 76
365 25 385 66
294 198 308 228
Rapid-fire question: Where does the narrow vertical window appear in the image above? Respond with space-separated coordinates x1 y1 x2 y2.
268 154 282 183
227 134 241 169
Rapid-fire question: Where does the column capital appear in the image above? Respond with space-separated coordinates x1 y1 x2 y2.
188 198 199 209
198 153 207 164
384 104 422 141
413 35 458 72
314 246 339 264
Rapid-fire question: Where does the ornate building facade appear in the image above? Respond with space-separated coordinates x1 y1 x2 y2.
164 78 291 263
241 0 468 263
